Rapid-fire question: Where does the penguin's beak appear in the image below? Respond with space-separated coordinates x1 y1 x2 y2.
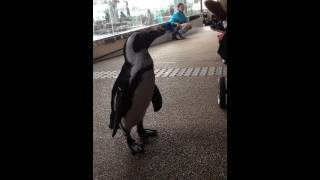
157 26 166 35
149 27 165 40
132 28 166 52
141 28 165 45
157 26 166 36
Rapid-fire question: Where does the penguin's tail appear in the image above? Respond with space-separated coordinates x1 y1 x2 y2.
108 112 114 129
152 85 162 112
112 87 124 137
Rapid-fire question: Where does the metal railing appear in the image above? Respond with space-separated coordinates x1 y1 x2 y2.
93 14 201 62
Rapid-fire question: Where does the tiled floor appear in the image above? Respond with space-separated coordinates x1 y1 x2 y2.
93 26 227 180
93 66 227 79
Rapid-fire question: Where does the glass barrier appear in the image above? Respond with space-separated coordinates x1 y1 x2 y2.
93 0 201 41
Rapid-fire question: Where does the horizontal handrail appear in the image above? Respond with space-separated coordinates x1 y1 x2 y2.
93 14 201 44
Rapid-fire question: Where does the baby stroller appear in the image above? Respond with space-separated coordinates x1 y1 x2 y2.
204 0 227 109
211 15 227 32
218 31 227 109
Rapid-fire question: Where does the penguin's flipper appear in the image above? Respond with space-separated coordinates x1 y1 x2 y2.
112 87 124 137
152 85 162 112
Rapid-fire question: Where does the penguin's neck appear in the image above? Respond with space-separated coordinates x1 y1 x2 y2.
128 49 154 83
133 49 153 67
125 33 154 83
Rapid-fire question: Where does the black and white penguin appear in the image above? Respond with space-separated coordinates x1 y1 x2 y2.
109 27 165 155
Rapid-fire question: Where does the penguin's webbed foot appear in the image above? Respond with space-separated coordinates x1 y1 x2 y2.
127 136 145 155
138 129 158 139
129 142 145 155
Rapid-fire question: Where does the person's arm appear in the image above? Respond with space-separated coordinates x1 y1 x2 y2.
184 13 189 23
170 13 180 28
179 12 187 24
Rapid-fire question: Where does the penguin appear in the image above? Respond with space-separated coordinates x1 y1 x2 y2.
109 27 165 155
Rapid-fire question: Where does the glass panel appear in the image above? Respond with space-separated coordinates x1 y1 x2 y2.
93 0 202 40
185 0 201 16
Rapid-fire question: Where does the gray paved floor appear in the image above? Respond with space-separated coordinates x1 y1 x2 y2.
93 26 227 180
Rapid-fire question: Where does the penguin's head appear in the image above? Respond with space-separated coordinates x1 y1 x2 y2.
131 27 166 52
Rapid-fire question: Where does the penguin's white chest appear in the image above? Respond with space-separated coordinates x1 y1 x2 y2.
122 69 155 130
132 69 155 108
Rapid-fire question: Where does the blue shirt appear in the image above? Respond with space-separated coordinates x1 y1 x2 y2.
170 11 188 25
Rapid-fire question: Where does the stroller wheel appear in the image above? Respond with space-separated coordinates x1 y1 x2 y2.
218 77 227 109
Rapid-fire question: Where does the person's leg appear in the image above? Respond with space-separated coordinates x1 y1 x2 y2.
178 23 192 38
172 25 182 40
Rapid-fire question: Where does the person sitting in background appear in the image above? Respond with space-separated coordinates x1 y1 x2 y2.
146 9 154 25
120 11 126 19
169 3 192 40
119 11 127 23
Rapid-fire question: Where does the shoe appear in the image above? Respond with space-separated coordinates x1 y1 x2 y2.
172 32 179 40
177 32 185 39
172 32 181 40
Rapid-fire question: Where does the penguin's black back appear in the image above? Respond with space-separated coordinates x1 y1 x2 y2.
111 61 132 118
110 38 154 121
